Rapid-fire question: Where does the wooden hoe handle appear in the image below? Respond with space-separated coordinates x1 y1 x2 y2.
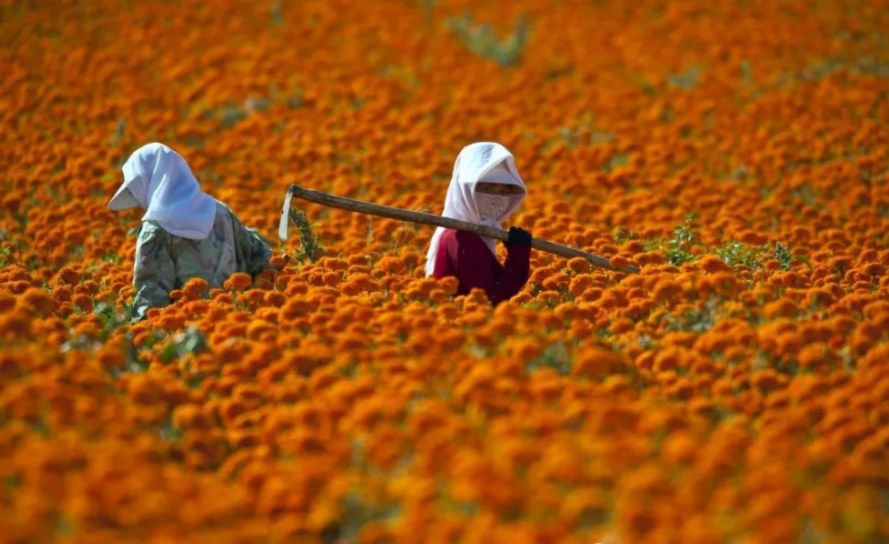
285 184 639 274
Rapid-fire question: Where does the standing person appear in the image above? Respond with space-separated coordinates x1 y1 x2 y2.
425 141 532 305
108 142 272 321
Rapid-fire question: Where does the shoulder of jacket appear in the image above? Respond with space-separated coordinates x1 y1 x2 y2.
220 203 249 229
437 228 459 245
215 200 232 215
211 201 234 222
453 229 484 244
139 220 166 239
135 221 175 255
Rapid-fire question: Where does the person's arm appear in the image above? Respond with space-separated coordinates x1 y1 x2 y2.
231 213 272 276
432 230 456 280
132 224 176 321
501 226 532 293
452 229 531 305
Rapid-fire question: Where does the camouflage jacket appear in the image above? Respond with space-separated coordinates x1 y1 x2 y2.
132 202 271 320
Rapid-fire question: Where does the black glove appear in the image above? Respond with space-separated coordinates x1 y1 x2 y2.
507 226 532 246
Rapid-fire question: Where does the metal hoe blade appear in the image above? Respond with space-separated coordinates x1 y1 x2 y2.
278 189 293 241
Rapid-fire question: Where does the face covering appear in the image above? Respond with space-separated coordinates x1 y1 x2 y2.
476 193 512 223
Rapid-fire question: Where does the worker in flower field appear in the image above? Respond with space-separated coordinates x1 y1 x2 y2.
425 141 532 305
107 142 271 321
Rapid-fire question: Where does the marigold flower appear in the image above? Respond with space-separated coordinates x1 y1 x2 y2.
224 272 253 291
69 292 93 312
182 277 209 298
17 287 55 316
269 254 287 268
572 346 626 378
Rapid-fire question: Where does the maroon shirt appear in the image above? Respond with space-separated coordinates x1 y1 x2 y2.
432 229 531 305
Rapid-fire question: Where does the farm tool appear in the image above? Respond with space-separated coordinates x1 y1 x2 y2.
279 184 639 273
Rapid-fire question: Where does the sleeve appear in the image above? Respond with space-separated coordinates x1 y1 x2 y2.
231 214 272 276
132 224 176 321
432 231 454 279
452 230 531 305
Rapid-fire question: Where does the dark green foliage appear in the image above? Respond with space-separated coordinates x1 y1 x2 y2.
446 12 529 68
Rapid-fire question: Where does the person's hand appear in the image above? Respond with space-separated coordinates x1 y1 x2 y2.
507 226 532 246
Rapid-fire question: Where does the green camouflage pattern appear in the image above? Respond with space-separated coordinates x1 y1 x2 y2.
132 203 271 320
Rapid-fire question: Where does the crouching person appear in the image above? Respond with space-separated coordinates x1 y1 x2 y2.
108 142 271 321
425 141 532 306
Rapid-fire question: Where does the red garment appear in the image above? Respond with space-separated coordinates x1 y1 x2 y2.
432 229 531 305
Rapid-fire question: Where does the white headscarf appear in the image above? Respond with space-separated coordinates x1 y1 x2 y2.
424 142 526 276
108 142 218 240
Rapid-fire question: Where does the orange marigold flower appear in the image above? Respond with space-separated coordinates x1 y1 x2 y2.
700 255 730 273
0 289 15 313
54 266 81 286
70 292 93 312
182 277 209 298
269 254 287 268
16 287 55 316
566 257 591 274
572 346 626 378
763 298 797 319
224 272 253 291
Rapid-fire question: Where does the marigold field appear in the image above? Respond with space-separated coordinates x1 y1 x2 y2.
2 1 889 542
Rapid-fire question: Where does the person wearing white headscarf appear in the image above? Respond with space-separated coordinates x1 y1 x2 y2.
108 142 271 320
425 142 532 305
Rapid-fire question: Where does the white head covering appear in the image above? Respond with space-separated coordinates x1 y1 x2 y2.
108 142 218 240
424 142 526 276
